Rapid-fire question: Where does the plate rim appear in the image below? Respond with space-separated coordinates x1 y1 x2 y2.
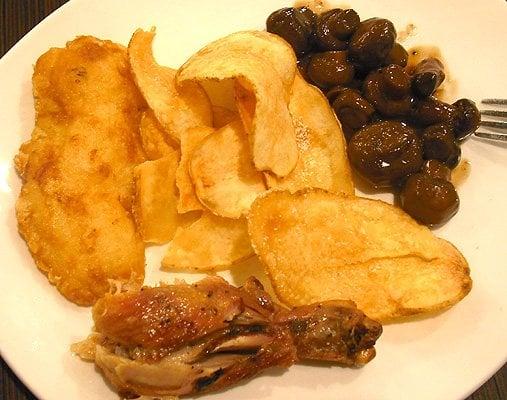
0 1 506 399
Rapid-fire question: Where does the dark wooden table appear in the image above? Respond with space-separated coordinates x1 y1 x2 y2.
0 0 505 399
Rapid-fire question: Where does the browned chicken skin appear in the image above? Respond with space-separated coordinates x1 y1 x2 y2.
74 277 382 398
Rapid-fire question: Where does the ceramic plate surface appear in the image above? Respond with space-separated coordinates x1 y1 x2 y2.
0 1 506 399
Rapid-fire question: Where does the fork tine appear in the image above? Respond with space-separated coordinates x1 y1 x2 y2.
475 99 507 142
481 98 507 105
479 120 507 129
481 110 507 118
475 131 507 141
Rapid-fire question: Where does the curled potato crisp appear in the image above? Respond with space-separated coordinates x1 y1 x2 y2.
175 126 215 213
185 31 297 90
212 105 237 129
200 79 237 113
190 120 266 219
162 213 253 271
265 74 354 195
128 28 212 141
176 31 299 177
248 189 472 322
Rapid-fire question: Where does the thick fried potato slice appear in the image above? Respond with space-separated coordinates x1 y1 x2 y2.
265 75 354 195
128 29 212 141
133 154 197 244
177 31 298 177
190 120 266 218
175 126 215 213
139 110 179 160
248 189 472 322
162 213 253 271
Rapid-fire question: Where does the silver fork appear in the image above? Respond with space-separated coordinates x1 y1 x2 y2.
475 99 507 141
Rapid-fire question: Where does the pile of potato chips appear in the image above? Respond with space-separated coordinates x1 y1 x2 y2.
130 28 353 270
129 28 471 322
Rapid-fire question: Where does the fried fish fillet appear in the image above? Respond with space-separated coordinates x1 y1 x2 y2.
15 36 146 306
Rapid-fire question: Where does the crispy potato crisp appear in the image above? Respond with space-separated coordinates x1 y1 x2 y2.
176 31 299 177
265 74 354 195
128 28 212 141
190 120 266 218
162 213 253 271
248 189 472 322
175 126 215 213
139 110 179 161
134 154 197 244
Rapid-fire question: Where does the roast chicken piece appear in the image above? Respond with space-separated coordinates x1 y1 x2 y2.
73 276 382 398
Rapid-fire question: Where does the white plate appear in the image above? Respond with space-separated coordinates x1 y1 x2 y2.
0 0 506 399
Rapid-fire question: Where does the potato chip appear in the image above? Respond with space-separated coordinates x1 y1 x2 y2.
175 126 215 213
264 75 354 195
184 31 297 89
128 28 212 141
139 110 179 160
176 31 299 177
200 79 236 112
133 154 197 244
212 105 237 129
229 30 297 87
162 213 253 271
190 120 266 219
248 189 472 322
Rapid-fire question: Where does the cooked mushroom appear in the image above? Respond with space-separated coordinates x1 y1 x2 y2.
307 51 355 88
349 18 396 71
453 98 481 141
363 65 413 117
331 88 375 139
385 42 408 67
266 7 316 56
400 173 459 225
315 8 359 51
411 58 446 98
421 123 461 168
421 159 451 181
411 97 456 126
348 121 423 187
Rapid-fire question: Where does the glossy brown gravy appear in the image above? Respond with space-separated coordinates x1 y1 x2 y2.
451 159 471 188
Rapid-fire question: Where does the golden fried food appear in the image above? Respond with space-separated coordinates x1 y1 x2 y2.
176 31 299 177
138 110 178 160
133 154 197 244
162 213 253 271
190 120 266 218
128 29 212 141
175 126 214 213
15 37 146 306
212 105 237 129
248 189 472 322
73 276 381 397
265 74 354 195
200 79 236 112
